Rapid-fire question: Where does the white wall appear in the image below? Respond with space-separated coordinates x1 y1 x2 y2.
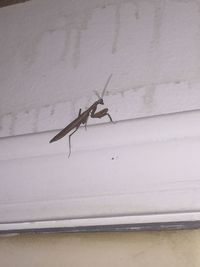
1 0 200 137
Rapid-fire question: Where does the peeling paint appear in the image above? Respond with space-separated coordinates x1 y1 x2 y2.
194 0 200 75
72 8 93 68
143 86 156 112
72 28 82 68
10 113 16 136
32 109 40 133
60 17 72 62
50 106 55 116
133 0 140 19
112 1 121 54
151 0 165 47
0 113 13 137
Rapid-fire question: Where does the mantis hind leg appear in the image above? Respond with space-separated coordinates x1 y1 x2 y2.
68 127 79 158
68 109 83 157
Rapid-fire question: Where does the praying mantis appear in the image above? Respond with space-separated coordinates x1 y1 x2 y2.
49 74 113 157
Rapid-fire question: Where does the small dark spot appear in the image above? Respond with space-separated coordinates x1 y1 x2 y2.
175 80 181 84
111 157 114 160
50 108 55 116
135 11 139 20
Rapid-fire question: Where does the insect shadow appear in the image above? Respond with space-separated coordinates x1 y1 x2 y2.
49 74 113 157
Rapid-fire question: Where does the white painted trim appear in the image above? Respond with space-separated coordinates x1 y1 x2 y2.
1 212 200 232
2 109 200 160
1 110 200 232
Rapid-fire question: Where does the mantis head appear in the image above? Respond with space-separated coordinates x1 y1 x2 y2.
97 98 104 105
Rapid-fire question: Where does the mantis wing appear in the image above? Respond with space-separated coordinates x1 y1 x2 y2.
49 114 83 143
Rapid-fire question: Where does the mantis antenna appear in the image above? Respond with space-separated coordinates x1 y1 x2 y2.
101 73 112 98
94 73 113 99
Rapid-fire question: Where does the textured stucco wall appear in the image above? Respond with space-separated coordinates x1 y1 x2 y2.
1 0 200 137
0 230 200 267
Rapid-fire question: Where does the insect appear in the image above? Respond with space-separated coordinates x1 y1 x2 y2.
49 74 113 157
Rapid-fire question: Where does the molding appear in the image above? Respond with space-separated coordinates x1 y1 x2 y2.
1 212 200 234
1 110 200 232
